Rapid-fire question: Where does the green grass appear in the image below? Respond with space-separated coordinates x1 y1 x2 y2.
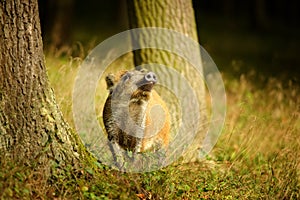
1 47 299 199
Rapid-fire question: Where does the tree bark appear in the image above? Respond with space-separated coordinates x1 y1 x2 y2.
127 0 207 162
0 0 92 169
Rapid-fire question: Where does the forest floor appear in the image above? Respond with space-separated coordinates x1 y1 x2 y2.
2 53 299 200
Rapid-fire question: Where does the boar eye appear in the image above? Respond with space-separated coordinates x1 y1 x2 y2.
139 68 147 73
122 72 132 82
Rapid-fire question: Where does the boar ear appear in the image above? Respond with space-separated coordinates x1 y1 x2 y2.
105 73 115 90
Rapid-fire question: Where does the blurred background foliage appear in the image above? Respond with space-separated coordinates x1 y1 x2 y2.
38 0 300 81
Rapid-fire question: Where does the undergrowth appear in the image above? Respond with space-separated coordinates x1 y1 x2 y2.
0 51 299 199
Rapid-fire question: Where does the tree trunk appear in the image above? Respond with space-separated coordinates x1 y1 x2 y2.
42 0 74 52
254 0 270 30
0 0 91 169
127 0 207 162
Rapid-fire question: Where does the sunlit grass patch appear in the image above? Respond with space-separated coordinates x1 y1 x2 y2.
1 49 299 199
46 51 299 198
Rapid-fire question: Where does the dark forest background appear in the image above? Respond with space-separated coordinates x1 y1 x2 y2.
38 0 300 81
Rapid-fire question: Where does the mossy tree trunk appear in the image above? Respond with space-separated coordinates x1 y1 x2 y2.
127 0 207 162
0 0 92 170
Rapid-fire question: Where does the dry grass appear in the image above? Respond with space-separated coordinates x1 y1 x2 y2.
1 50 299 199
